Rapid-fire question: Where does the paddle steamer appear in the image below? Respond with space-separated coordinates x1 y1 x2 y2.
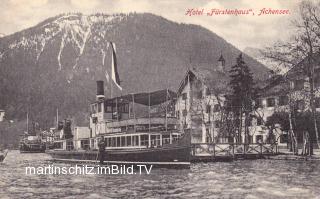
46 81 191 168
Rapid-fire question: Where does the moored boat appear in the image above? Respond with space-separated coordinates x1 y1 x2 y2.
46 81 191 168
19 135 46 153
19 118 46 153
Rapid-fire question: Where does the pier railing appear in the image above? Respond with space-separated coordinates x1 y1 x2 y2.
191 143 278 159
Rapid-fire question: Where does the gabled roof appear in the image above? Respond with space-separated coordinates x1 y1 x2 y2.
259 53 320 97
285 52 320 79
177 66 229 95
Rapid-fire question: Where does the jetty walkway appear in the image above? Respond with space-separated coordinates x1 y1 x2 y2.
191 143 279 162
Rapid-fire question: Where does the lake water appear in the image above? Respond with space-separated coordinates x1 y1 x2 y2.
1 150 320 199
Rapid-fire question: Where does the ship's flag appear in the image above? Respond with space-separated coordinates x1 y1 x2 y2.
110 42 122 90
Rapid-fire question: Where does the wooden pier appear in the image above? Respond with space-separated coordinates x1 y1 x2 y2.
191 143 279 162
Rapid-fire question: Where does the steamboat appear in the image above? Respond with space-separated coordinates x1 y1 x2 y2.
19 119 46 153
46 81 191 168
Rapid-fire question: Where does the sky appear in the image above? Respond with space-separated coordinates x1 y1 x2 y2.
0 0 304 50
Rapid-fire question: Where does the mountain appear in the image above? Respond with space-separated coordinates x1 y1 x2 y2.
0 13 270 129
243 47 270 68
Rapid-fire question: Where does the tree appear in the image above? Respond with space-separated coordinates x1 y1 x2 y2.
263 0 320 151
266 109 320 156
226 54 259 144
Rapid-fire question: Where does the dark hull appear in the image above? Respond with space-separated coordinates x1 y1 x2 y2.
20 144 46 153
47 146 190 168
47 132 191 168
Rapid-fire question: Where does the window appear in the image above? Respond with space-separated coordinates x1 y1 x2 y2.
118 104 129 113
197 90 203 99
256 135 263 143
116 137 121 147
280 134 288 143
106 138 111 147
126 136 131 146
132 136 139 146
255 99 263 108
247 117 253 127
162 135 170 144
104 101 113 113
80 139 90 150
267 98 275 107
91 104 98 113
206 88 211 96
151 135 161 146
256 117 263 126
121 136 126 147
90 105 96 113
140 135 149 146
98 103 102 112
296 100 305 110
279 95 289 106
314 77 320 88
183 109 187 116
111 137 116 147
54 142 63 149
206 105 211 113
294 79 305 90
316 98 320 108
182 93 187 100
66 140 74 150
215 121 221 128
213 104 220 112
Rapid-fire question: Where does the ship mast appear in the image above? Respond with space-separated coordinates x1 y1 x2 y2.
56 108 59 127
26 111 29 134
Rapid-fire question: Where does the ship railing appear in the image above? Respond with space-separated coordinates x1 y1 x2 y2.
106 117 178 128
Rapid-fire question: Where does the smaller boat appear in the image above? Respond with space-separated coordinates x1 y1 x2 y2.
19 135 46 153
19 113 46 153
0 149 8 162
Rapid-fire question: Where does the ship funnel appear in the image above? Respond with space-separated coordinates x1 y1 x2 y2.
96 80 105 100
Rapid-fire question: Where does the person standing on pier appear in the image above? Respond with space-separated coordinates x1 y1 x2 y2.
98 137 106 164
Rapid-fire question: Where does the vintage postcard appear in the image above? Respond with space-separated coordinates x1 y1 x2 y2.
0 0 320 198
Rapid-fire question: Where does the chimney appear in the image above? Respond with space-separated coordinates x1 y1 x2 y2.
96 81 105 100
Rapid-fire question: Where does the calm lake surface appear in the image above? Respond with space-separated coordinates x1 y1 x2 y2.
1 150 320 199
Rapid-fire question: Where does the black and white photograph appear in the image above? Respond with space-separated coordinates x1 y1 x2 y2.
0 0 320 198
